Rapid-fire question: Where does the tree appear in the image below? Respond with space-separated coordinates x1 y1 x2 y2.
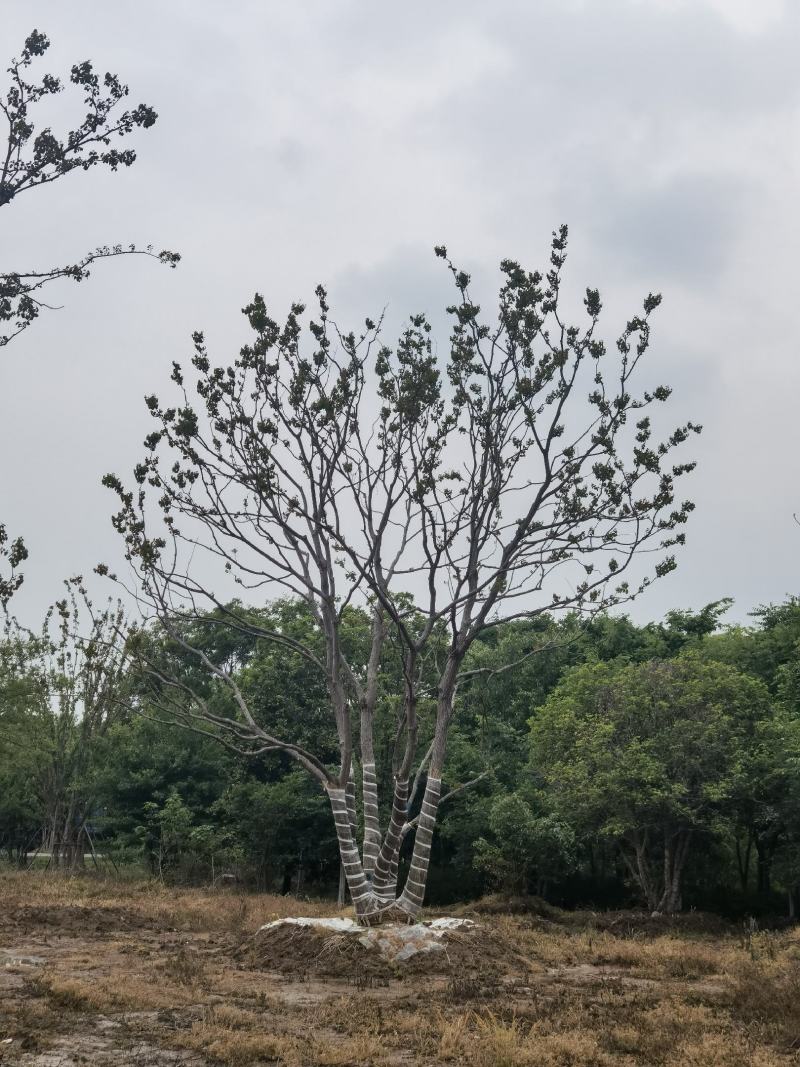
473 791 577 897
0 27 180 348
531 655 771 912
93 709 234 874
0 29 179 603
6 579 132 868
0 631 44 861
104 226 699 923
700 596 800 896
701 598 800 695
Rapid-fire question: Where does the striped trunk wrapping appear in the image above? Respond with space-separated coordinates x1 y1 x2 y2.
372 777 409 903
398 776 441 915
345 774 358 839
361 761 381 875
327 787 371 908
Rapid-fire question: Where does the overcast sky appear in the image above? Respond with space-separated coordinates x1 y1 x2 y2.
2 0 798 629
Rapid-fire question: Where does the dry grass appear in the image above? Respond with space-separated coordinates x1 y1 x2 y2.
486 912 737 978
178 1014 306 1067
0 867 336 935
432 998 796 1066
2 871 800 1066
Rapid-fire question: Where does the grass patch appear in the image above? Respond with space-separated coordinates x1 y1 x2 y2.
2 874 799 1066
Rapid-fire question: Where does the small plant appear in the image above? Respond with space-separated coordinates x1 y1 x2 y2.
445 971 492 1001
159 945 207 986
347 965 389 990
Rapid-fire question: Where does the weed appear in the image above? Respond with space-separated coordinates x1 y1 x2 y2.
158 945 207 986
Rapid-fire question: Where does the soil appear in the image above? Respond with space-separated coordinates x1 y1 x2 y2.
0 875 796 1066
248 917 525 982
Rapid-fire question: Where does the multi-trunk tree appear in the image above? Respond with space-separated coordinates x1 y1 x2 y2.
0 29 178 605
104 227 699 923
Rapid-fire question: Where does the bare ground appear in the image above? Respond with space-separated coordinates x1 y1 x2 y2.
1 874 799 1066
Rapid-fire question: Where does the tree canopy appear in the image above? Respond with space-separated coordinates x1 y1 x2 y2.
100 226 700 921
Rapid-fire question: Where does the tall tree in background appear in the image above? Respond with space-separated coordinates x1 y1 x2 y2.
701 596 800 895
105 227 699 923
4 579 132 868
0 29 179 603
531 655 771 912
0 623 43 860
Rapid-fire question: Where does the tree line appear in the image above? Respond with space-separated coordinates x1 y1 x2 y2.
2 592 798 917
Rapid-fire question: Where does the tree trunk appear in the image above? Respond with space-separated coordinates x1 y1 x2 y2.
392 664 458 919
361 761 381 876
755 834 774 898
398 774 441 917
637 846 659 912
735 831 753 894
371 777 409 905
657 830 691 913
360 607 384 880
337 862 346 907
327 786 373 917
327 659 459 924
621 834 660 911
281 863 292 895
345 773 358 853
58 812 87 872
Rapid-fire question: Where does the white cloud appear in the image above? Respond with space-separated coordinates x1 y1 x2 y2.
1 0 798 627
628 0 786 33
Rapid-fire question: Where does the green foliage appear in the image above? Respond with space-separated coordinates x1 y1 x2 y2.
2 591 799 913
702 597 800 696
530 654 775 909
533 656 767 833
215 771 335 888
94 713 231 864
0 638 45 857
0 525 27 607
474 792 577 894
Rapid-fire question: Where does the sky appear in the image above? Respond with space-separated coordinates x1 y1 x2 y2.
1 0 798 629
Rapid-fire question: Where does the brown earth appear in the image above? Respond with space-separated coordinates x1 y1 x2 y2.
247 918 525 982
1 873 799 1066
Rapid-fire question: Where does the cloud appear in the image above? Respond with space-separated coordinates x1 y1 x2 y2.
586 172 751 283
634 0 787 35
1 0 798 627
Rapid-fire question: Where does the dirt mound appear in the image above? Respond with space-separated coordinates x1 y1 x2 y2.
247 916 521 981
2 903 160 936
250 920 395 981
